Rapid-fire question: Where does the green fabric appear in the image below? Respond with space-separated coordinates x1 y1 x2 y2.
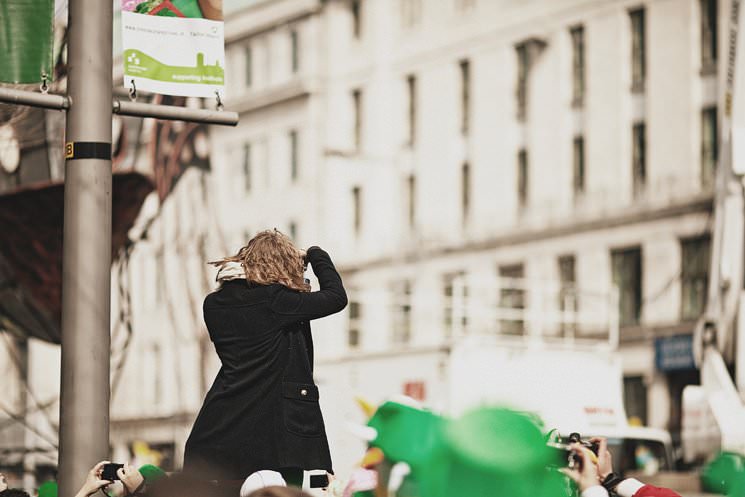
367 401 444 471
702 452 745 496
0 0 55 83
366 403 566 497
138 464 166 484
37 481 57 497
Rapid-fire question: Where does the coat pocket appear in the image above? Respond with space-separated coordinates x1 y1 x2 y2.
282 381 324 437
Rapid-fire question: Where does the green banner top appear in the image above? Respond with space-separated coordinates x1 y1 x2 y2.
0 0 55 84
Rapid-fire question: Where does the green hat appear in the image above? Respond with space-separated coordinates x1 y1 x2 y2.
138 464 166 484
367 401 444 471
38 481 57 497
702 452 745 496
422 407 565 497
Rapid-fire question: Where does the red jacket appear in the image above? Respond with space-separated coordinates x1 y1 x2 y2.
583 479 682 497
632 484 682 497
617 478 682 497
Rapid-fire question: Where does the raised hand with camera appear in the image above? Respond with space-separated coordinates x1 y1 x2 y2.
563 437 682 497
74 461 113 497
561 444 604 496
116 464 145 496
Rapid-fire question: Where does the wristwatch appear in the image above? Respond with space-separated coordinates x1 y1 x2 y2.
601 473 624 493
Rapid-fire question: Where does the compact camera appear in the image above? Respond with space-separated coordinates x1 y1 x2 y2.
547 432 599 470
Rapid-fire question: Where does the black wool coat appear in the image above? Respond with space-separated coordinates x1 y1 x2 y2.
183 247 347 480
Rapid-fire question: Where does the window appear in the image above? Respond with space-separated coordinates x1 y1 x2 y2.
351 0 362 39
701 107 718 188
288 221 297 242
290 30 299 73
459 59 470 134
498 264 525 335
570 26 585 106
352 186 362 235
516 43 529 120
401 0 422 28
630 8 646 92
558 255 577 335
406 74 417 146
242 143 251 192
624 376 648 425
517 149 528 207
245 46 252 88
407 174 416 228
348 300 362 348
461 162 470 222
701 0 718 72
352 88 362 151
444 272 468 338
681 236 711 321
289 130 299 181
612 247 642 327
392 280 412 344
573 136 585 195
632 122 646 195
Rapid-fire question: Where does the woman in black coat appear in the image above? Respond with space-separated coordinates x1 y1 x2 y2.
183 229 347 484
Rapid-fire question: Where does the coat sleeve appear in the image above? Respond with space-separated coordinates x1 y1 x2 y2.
616 479 682 497
270 246 348 322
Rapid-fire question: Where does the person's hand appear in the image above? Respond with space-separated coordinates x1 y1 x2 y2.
561 445 601 492
117 465 144 495
591 437 613 480
0 473 8 492
76 461 113 497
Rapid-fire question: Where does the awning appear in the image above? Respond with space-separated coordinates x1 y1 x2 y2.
0 171 154 343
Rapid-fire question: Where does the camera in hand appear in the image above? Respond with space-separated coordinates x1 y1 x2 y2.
546 432 599 470
101 463 123 481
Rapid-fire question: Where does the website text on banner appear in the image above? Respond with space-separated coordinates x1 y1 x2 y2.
120 0 224 98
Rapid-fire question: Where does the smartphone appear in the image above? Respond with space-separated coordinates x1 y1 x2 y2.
101 463 123 481
309 474 329 488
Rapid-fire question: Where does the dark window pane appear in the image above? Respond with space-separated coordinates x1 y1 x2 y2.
632 123 646 195
701 107 718 188
681 236 711 320
573 136 585 195
570 26 585 105
518 149 528 207
612 247 642 327
630 8 646 91
499 264 525 335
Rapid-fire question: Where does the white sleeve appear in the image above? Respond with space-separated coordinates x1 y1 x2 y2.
615 478 645 497
581 485 610 497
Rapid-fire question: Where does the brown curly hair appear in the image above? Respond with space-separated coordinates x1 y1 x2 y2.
209 229 310 292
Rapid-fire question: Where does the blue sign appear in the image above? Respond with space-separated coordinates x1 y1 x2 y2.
655 334 695 371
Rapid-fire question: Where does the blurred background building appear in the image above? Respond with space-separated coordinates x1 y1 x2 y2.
0 0 729 486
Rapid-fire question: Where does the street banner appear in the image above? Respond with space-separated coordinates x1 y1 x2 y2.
0 0 55 83
120 0 225 98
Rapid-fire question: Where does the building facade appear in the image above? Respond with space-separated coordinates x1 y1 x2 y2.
0 0 730 485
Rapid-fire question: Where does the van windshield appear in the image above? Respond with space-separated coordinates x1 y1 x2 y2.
605 437 671 475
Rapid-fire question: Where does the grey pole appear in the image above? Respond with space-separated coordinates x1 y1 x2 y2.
58 0 113 496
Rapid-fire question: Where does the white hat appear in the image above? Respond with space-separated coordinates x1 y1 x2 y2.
239 470 287 497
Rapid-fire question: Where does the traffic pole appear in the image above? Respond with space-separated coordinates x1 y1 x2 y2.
57 0 113 495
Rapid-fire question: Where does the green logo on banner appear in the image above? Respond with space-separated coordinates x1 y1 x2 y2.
124 50 224 85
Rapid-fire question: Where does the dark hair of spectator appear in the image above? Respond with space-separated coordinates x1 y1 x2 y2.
0 489 31 497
